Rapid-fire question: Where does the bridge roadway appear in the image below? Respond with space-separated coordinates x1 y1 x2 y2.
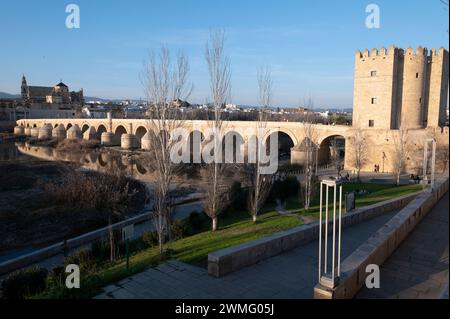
95 207 402 299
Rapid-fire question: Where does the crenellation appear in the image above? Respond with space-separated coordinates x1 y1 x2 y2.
362 49 370 58
371 48 378 57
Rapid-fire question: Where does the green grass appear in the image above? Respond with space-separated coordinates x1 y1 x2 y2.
285 182 422 219
35 182 422 299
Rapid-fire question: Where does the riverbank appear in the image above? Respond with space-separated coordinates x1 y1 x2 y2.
0 158 147 253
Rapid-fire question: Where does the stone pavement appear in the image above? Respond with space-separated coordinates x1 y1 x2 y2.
357 192 449 299
95 209 400 299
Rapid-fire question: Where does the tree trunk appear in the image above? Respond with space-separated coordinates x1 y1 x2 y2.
158 231 163 256
212 216 218 231
252 214 257 223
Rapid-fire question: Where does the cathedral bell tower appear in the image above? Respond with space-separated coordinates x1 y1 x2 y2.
21 75 29 101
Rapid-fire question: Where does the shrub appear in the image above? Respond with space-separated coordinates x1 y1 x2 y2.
269 176 300 202
63 248 103 274
46 266 65 289
1 266 48 299
171 219 187 240
142 230 159 248
186 211 206 235
229 181 248 211
44 168 141 218
91 239 113 262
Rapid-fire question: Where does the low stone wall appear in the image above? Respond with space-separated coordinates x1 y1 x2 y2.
314 177 449 299
208 192 420 278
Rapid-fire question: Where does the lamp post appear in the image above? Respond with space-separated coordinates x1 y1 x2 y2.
318 179 343 289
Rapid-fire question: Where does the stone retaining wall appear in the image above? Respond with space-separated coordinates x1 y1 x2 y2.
313 177 449 299
208 192 420 278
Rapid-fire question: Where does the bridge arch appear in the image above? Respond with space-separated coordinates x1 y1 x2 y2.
317 134 346 168
265 130 296 164
135 126 147 147
96 124 107 140
114 125 128 145
222 130 245 163
187 130 205 163
81 124 90 134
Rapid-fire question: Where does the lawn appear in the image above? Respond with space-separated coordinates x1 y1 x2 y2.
285 182 423 219
35 182 422 299
36 210 301 299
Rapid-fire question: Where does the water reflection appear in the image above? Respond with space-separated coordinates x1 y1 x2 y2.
1 141 232 201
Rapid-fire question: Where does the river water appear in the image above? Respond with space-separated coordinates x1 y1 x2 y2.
0 141 204 264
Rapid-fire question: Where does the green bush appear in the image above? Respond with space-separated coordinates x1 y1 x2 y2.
270 176 300 202
186 211 207 235
229 181 249 211
46 266 65 289
171 219 187 240
142 230 159 248
90 240 112 262
1 266 48 299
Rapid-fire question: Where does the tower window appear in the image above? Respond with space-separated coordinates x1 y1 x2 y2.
369 120 374 127
371 70 377 77
416 73 419 78
371 98 377 104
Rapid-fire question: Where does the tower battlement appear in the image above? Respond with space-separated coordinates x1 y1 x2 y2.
355 46 447 60
353 46 449 130
355 46 396 59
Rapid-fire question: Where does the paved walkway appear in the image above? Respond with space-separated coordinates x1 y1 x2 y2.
95 209 400 299
357 192 449 299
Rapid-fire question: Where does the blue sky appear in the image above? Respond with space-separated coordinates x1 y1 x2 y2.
0 0 448 108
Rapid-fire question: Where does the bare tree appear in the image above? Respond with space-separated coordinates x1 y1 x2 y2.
202 29 232 231
302 96 319 211
246 66 273 222
392 129 409 186
141 46 193 255
350 127 368 182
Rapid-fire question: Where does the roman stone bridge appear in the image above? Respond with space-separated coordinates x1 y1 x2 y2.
14 117 449 173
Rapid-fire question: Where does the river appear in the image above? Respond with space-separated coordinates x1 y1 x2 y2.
0 141 204 266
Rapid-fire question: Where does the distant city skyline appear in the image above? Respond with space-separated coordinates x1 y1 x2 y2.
0 0 448 108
